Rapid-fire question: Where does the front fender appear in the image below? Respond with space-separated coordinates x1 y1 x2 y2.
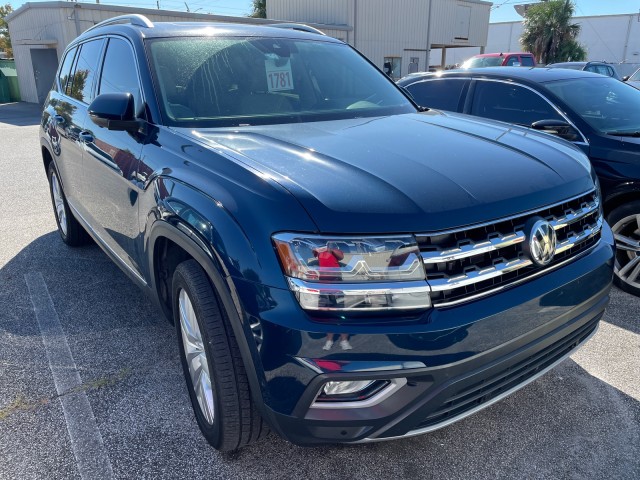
146 217 275 421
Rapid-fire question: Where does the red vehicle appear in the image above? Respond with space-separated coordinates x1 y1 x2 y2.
462 52 536 68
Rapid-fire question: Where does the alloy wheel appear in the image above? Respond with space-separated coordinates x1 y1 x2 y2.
178 288 215 424
51 171 67 236
612 214 640 289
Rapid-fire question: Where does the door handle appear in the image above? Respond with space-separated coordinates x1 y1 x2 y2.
79 131 94 143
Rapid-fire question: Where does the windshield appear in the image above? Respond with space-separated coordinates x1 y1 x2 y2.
462 56 503 68
147 36 415 127
544 77 640 134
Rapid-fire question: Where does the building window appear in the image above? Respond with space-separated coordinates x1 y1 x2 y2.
383 57 402 79
408 57 419 74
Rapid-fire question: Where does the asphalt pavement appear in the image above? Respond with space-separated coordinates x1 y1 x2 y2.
0 102 638 480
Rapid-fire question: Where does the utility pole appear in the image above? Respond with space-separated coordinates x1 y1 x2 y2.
184 2 190 12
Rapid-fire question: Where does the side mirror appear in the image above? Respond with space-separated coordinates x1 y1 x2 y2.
531 119 578 141
88 93 139 132
622 75 630 82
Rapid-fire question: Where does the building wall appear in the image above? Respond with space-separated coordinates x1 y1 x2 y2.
449 13 640 70
268 0 490 77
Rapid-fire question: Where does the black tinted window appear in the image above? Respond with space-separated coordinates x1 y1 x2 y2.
58 47 77 94
99 38 142 115
470 81 562 126
505 56 519 66
521 56 535 67
405 79 468 111
69 39 104 103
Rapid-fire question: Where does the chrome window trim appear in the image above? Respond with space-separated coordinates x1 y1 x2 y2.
356 323 599 443
470 77 589 145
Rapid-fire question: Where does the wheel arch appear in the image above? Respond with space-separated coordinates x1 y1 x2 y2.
148 220 270 415
603 185 640 216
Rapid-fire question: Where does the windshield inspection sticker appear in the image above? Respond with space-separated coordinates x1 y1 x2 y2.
265 57 294 92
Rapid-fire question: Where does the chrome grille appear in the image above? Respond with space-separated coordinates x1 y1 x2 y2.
418 190 602 307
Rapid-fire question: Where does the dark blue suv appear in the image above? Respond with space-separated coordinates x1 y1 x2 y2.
41 15 614 450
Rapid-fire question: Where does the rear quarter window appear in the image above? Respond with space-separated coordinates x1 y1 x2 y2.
57 47 77 95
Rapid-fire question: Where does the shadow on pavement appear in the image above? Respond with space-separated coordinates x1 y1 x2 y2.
0 102 42 127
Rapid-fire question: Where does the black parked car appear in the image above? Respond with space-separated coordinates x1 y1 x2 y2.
547 61 621 80
399 67 640 295
41 17 613 450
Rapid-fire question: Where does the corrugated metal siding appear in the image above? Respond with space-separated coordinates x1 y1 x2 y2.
430 0 490 46
268 0 351 25
268 0 491 76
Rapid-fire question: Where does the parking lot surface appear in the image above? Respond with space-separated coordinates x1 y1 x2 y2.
1 102 638 479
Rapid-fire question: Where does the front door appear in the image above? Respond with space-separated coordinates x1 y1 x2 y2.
80 37 146 279
30 48 58 104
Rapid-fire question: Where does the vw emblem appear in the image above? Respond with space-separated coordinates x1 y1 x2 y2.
524 217 557 266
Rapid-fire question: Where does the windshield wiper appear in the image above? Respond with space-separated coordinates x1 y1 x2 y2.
606 130 640 137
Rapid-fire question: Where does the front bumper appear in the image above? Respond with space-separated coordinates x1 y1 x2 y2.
234 223 614 445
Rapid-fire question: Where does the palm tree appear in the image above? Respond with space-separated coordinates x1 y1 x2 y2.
520 0 586 64
248 0 266 19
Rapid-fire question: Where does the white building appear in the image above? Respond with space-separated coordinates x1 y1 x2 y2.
6 0 492 104
451 12 640 75
268 0 491 78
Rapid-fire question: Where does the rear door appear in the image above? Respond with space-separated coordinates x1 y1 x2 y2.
79 36 146 279
47 39 105 207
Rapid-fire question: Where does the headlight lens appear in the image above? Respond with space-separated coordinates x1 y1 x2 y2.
273 234 431 312
272 234 425 282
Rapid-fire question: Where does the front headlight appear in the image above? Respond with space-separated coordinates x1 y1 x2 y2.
272 234 431 311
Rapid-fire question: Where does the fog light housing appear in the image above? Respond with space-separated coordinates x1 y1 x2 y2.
323 380 376 396
315 379 391 403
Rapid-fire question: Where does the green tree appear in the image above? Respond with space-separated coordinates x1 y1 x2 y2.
248 0 266 19
0 3 13 58
520 0 586 64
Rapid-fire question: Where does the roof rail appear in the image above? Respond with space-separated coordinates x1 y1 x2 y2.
269 23 326 36
85 14 154 34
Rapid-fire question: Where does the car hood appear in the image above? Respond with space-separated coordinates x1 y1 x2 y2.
183 111 594 233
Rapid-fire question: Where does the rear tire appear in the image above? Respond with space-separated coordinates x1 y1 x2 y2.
47 163 89 246
606 200 640 296
172 259 268 451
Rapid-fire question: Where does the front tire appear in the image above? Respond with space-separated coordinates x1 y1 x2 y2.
47 163 89 246
607 200 640 296
172 260 268 451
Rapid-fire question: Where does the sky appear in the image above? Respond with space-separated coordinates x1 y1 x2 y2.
6 0 640 22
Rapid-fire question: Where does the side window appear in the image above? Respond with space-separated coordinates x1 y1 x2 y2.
470 81 563 126
505 56 520 66
98 38 143 116
58 47 77 94
68 39 104 103
585 65 598 74
606 66 615 77
520 56 535 67
405 79 468 112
